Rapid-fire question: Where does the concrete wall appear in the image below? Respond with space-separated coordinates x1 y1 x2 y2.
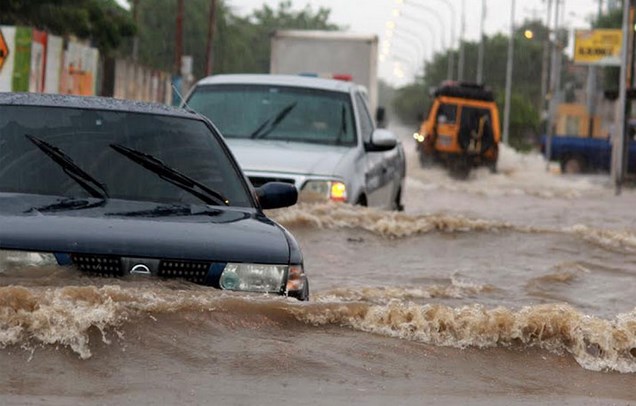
0 26 170 104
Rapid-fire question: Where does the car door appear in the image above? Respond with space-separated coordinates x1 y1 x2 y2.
354 92 394 208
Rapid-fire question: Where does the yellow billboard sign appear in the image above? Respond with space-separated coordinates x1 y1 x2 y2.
574 29 622 66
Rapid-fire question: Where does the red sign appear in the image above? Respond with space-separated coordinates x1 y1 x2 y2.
0 28 8 71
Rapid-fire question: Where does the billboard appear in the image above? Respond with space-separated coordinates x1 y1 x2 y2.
29 29 47 92
12 26 32 92
0 26 15 91
574 29 622 66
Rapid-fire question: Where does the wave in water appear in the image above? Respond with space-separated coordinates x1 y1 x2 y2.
293 301 636 373
270 202 636 252
0 283 634 373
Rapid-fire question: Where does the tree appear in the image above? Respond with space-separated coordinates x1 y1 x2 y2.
1 0 135 55
132 0 341 79
391 18 567 149
592 6 622 92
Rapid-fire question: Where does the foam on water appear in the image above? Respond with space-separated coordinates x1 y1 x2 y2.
294 301 636 373
0 281 634 373
405 142 606 198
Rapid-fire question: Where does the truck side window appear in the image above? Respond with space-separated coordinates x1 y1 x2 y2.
436 103 457 124
355 93 374 143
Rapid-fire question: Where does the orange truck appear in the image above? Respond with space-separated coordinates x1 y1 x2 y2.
414 82 501 178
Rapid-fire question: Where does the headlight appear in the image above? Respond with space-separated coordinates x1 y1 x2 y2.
220 263 287 293
219 263 305 295
413 132 426 143
0 250 58 271
300 180 347 203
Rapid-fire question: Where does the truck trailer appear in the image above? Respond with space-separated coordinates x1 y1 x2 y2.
270 30 380 114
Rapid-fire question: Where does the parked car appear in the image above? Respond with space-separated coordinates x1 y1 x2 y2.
184 74 406 210
0 93 308 300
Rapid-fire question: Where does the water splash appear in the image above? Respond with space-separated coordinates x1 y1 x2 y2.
293 301 636 373
270 202 636 252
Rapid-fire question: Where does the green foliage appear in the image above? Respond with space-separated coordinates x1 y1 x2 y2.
133 0 341 78
495 92 540 151
392 19 561 147
1 0 135 55
392 82 428 126
592 6 622 92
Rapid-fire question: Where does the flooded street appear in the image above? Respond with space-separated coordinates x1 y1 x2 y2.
1 126 636 405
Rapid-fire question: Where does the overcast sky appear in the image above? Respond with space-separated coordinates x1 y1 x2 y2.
230 0 604 86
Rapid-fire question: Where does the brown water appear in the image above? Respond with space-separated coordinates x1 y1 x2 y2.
1 127 636 405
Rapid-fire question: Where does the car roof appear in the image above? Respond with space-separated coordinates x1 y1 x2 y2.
0 92 197 118
194 74 358 94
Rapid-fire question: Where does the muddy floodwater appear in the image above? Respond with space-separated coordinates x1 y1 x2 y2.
1 126 636 405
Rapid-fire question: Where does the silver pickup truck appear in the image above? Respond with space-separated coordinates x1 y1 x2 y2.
185 74 406 210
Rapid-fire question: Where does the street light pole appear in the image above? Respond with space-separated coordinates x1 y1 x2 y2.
502 0 515 146
611 0 632 194
404 0 451 79
204 0 217 76
540 0 553 121
400 12 446 59
430 0 457 79
545 0 563 170
476 0 486 83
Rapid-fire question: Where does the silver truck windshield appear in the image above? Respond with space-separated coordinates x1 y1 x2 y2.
0 106 253 207
187 84 357 146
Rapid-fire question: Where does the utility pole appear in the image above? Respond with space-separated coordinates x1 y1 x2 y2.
458 0 466 81
132 0 140 62
174 0 184 76
611 0 633 194
540 0 553 123
476 0 486 83
586 1 602 138
204 0 217 76
502 0 515 145
545 0 563 170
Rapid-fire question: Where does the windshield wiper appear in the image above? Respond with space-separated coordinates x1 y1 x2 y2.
249 102 297 139
106 204 222 218
25 134 109 199
109 144 229 206
25 197 107 214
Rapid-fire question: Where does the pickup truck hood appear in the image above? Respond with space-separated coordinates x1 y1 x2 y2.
226 138 350 176
0 195 290 264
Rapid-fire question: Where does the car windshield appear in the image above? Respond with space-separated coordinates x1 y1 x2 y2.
0 105 253 207
187 84 357 146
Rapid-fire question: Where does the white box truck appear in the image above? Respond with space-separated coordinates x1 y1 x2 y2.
270 30 380 114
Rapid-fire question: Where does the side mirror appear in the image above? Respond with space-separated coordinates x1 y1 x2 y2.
367 129 397 151
256 182 298 209
375 106 386 126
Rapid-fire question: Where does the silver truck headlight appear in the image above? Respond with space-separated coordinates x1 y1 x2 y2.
220 263 287 293
219 263 306 295
0 250 58 271
300 180 347 203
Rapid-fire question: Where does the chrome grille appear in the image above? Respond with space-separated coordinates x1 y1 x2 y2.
71 254 123 276
158 260 210 284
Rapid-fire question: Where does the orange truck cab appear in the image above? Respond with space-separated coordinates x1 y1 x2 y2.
414 82 501 178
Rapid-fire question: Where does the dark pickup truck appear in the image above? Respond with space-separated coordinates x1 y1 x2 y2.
541 134 636 174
